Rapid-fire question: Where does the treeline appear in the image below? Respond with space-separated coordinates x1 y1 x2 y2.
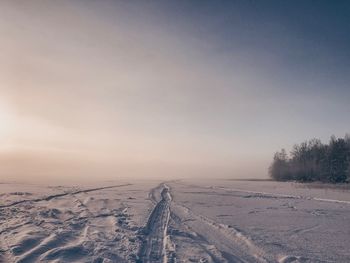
269 135 350 183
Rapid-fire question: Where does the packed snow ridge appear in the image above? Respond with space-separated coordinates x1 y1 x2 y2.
138 184 172 263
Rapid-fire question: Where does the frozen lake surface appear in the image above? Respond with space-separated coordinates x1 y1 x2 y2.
1 179 349 262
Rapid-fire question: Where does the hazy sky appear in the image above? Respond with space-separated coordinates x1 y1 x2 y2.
1 0 349 182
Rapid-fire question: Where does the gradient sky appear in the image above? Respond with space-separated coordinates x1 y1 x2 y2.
0 0 349 182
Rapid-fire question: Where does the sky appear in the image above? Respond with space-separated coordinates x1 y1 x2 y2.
0 0 349 182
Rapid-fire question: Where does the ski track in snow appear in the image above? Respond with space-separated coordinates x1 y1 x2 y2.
213 186 350 205
170 201 270 262
138 184 172 263
0 184 131 208
140 183 274 262
167 181 340 263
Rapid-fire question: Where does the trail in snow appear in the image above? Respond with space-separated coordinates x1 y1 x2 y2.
170 203 270 263
138 184 172 263
168 180 350 262
140 182 272 262
214 186 350 205
0 184 131 208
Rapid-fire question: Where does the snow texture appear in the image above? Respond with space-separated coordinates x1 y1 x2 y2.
1 179 349 262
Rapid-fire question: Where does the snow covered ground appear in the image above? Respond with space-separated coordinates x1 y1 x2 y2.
0 179 349 262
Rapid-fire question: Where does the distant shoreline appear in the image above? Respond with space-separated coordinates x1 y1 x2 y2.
223 178 350 190
223 178 273 181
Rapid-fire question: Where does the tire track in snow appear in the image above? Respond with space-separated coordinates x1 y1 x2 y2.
138 184 172 263
169 212 233 263
171 202 270 263
169 182 314 262
214 186 350 205
0 184 131 208
167 182 272 262
175 181 350 205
